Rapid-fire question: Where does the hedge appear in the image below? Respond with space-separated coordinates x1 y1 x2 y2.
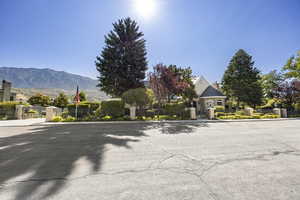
0 102 19 119
99 100 125 118
67 102 100 118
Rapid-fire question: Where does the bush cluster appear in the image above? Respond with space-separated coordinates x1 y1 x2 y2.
217 113 279 120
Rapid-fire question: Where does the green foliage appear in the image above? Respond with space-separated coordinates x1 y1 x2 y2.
163 102 185 115
27 109 37 114
96 17 148 97
261 70 284 98
28 93 51 106
295 103 300 112
282 50 300 79
162 102 189 119
122 88 154 107
0 102 20 119
182 86 197 104
53 93 69 108
217 113 279 120
100 100 125 118
62 116 76 122
79 91 87 102
67 102 100 118
51 116 63 122
221 49 263 107
214 106 225 112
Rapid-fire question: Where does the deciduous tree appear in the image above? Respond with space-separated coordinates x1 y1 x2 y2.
282 51 300 79
53 93 69 109
28 93 51 106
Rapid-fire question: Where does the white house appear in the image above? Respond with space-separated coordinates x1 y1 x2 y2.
192 76 226 113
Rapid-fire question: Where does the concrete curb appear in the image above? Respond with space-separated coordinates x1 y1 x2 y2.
41 118 300 125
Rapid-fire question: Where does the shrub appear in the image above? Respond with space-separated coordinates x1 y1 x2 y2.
145 109 156 118
163 102 186 115
214 106 225 112
122 88 155 107
217 113 279 120
62 116 76 122
51 116 62 122
100 100 125 118
295 103 300 112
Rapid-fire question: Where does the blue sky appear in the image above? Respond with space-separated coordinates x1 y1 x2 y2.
0 0 299 82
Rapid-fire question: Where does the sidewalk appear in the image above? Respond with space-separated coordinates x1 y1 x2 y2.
42 117 300 125
0 118 46 127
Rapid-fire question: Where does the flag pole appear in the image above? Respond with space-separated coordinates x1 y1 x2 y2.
75 103 78 119
74 85 80 120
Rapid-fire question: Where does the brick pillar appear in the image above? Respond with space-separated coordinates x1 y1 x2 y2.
190 107 196 120
281 109 287 118
208 108 215 120
15 105 24 120
273 108 281 118
46 106 58 122
130 106 136 120
244 107 254 116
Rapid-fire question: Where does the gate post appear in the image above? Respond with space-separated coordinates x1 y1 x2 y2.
273 108 281 118
130 106 136 120
190 107 197 120
46 106 58 122
208 108 215 120
281 108 287 118
15 105 24 120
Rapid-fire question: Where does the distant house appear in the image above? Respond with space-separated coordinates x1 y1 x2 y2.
193 76 226 113
0 80 17 102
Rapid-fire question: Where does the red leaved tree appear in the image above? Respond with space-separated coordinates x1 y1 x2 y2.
149 64 190 103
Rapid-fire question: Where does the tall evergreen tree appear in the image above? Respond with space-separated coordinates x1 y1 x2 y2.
221 49 263 107
95 18 148 97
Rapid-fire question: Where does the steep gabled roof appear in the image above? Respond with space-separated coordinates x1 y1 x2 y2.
193 76 211 96
200 85 226 97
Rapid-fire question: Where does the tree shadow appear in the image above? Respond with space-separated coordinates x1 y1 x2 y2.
153 121 209 134
0 121 208 199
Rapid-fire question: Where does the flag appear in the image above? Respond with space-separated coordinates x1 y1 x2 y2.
74 85 80 104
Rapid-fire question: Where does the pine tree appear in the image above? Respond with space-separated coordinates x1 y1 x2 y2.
95 18 148 97
221 49 263 107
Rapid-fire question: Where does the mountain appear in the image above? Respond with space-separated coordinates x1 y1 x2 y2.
0 67 98 90
0 67 109 101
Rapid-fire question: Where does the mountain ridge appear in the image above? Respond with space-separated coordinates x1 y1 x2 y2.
0 67 98 90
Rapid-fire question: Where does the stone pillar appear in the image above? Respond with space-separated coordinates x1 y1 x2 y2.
273 108 281 118
129 106 136 120
281 108 287 118
46 106 58 122
15 105 24 120
244 107 254 116
190 107 196 120
207 108 215 120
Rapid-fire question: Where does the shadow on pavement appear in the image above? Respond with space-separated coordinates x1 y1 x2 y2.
0 121 208 199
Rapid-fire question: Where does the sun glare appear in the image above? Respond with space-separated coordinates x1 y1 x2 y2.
134 0 157 19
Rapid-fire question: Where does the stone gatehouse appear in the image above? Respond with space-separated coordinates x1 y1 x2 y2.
0 80 16 102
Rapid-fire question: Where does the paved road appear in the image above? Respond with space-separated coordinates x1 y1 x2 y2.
0 118 45 127
0 120 300 200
